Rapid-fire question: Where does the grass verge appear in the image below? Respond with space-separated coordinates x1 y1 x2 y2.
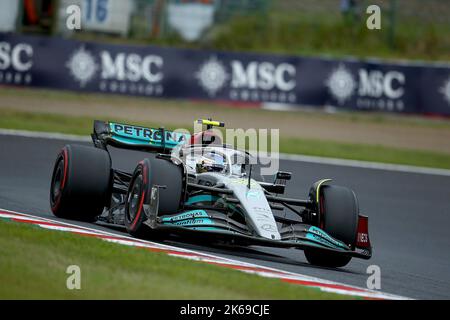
1 108 450 170
0 219 345 299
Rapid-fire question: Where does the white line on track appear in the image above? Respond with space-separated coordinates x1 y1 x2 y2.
0 128 91 142
277 153 450 176
1 128 450 176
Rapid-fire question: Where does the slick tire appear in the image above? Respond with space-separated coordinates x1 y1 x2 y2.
304 185 359 268
125 157 183 237
50 144 112 222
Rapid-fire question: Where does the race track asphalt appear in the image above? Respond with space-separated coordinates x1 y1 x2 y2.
1 134 450 299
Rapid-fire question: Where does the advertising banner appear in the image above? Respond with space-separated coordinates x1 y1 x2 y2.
1 33 449 116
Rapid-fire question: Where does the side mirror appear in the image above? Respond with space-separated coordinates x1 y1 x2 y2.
276 171 292 181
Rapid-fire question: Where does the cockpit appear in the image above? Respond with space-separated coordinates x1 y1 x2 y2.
172 145 253 177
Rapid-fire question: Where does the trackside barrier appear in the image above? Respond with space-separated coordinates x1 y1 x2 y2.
1 33 449 116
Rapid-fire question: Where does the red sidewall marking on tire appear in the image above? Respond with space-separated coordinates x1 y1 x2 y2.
143 162 148 185
130 163 148 231
61 148 68 189
130 190 145 231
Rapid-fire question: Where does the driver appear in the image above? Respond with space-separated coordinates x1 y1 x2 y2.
196 152 226 173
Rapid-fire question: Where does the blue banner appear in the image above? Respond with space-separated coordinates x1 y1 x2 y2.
1 33 449 116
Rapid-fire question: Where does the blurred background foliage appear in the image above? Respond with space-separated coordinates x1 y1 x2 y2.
12 0 450 61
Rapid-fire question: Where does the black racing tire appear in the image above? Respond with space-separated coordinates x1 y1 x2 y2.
304 185 359 268
125 157 183 237
50 144 112 222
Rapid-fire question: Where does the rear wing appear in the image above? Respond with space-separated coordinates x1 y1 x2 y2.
92 120 191 153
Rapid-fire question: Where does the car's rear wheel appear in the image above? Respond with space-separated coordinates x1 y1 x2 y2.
50 144 112 221
124 157 184 237
304 185 358 268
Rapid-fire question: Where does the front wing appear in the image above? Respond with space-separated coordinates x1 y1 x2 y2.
145 208 372 260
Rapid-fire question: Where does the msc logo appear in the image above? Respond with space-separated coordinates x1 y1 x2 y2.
66 46 98 87
101 51 163 83
440 76 450 106
358 69 405 99
66 46 164 96
325 64 356 105
326 64 406 111
0 43 33 71
230 60 296 92
0 42 33 85
196 56 297 103
196 56 229 97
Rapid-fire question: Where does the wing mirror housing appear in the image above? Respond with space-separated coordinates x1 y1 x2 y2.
276 171 292 181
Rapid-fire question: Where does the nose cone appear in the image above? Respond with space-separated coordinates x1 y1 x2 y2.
226 178 281 240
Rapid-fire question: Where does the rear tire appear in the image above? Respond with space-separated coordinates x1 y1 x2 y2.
50 145 111 221
125 157 183 237
304 185 358 268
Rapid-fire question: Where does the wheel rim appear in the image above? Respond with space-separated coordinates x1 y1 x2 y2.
127 175 143 223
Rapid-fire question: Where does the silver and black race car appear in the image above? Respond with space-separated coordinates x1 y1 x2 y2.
50 119 372 268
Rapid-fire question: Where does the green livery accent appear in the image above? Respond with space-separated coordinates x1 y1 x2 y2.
191 227 219 231
161 210 209 222
165 218 214 227
306 226 349 250
185 195 219 205
161 210 215 227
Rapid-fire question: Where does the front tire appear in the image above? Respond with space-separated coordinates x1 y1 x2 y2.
50 144 111 221
125 157 184 237
304 185 359 268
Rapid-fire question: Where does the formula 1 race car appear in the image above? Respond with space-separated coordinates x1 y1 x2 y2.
50 119 372 268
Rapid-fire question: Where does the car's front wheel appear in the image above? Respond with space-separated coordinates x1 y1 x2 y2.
304 185 358 268
124 157 184 237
